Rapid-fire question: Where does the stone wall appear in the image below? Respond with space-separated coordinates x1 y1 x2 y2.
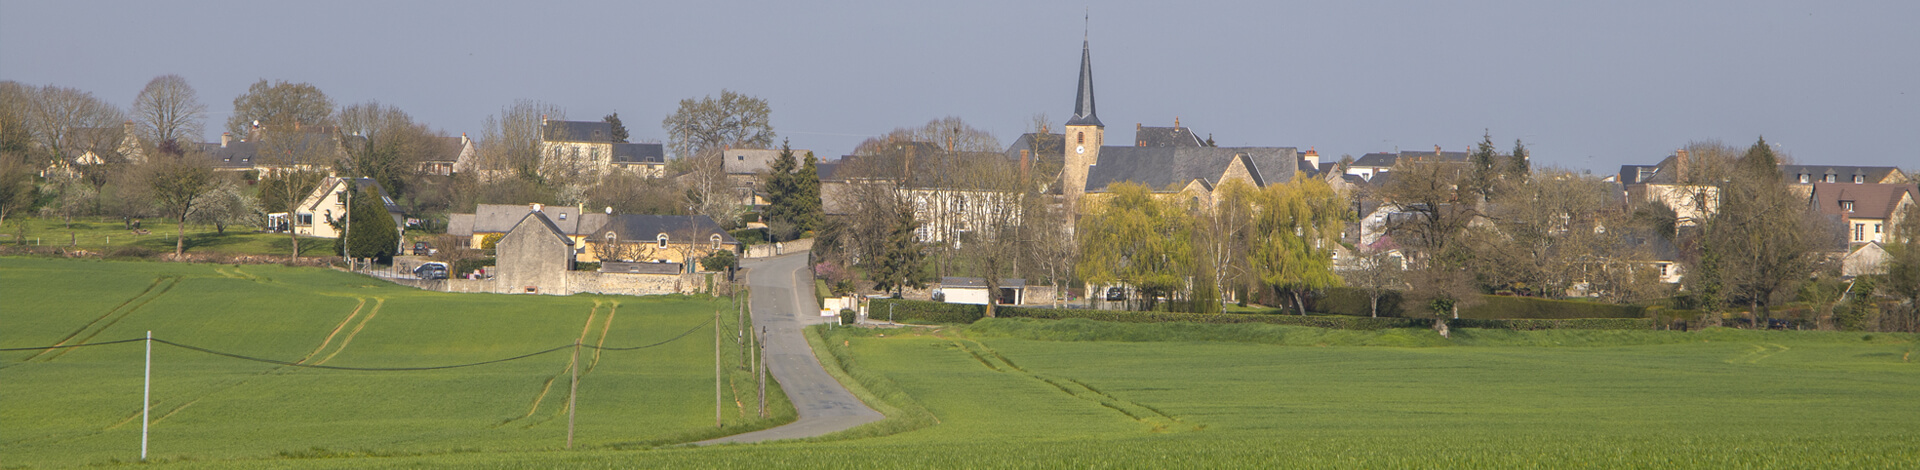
744 238 813 258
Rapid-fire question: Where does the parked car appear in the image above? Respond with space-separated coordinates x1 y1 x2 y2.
412 241 436 256
413 262 449 280
1104 287 1126 301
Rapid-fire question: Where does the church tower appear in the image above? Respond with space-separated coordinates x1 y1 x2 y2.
1062 38 1103 203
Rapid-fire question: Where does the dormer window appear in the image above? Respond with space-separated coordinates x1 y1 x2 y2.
1798 174 1809 184
1853 175 1864 184
711 234 722 249
1824 174 1836 183
1841 200 1855 212
657 234 669 248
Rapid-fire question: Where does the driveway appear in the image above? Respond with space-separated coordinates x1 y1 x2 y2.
697 252 883 445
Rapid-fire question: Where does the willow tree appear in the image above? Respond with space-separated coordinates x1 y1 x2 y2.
1252 173 1348 315
1076 182 1195 311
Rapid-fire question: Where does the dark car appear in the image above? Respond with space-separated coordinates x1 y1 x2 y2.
1104 287 1126 301
413 262 449 280
412 241 433 256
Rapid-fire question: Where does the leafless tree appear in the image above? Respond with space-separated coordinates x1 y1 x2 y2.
338 100 439 197
144 149 220 257
23 84 125 167
1344 248 1406 317
189 179 263 235
661 89 774 160
478 100 563 183
226 79 333 137
131 75 206 148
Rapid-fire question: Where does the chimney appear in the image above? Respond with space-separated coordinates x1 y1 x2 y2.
1434 145 1442 155
221 132 232 148
1136 123 1142 131
1303 147 1320 169
1676 149 1690 183
531 203 544 213
1019 149 1031 179
1174 117 1181 129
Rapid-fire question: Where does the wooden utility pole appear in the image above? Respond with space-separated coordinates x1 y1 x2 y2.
738 288 746 366
714 309 722 428
758 326 768 418
567 339 579 449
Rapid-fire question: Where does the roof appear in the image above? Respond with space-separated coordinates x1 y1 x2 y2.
421 136 470 163
612 143 665 165
599 214 739 245
508 211 574 246
447 213 475 236
1783 165 1905 185
199 141 260 169
465 204 608 235
601 261 684 274
1133 126 1202 148
940 277 1026 288
1083 146 1296 192
1809 182 1918 220
1003 133 1065 165
1065 40 1102 127
815 161 845 181
723 148 797 174
1351 150 1470 169
542 120 614 143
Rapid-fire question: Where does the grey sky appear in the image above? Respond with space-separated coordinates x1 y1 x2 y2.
4 1 1914 173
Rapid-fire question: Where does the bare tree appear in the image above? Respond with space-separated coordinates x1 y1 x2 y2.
1344 248 1406 317
189 179 263 235
131 75 206 148
226 79 333 137
144 149 219 257
23 84 124 167
478 99 563 183
661 89 774 160
0 155 34 227
338 101 437 197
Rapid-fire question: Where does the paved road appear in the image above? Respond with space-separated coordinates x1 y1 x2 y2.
697 252 883 445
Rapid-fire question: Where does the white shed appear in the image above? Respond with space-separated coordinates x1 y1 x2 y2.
938 277 1025 305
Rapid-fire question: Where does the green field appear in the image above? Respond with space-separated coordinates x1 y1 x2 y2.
1 217 336 257
7 257 1920 468
0 257 790 468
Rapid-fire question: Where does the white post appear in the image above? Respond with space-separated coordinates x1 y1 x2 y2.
141 330 151 461
342 183 351 258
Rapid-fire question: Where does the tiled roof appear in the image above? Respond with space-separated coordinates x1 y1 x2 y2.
1809 182 1917 220
1133 126 1201 148
1351 150 1470 168
465 204 608 235
1784 165 1905 185
509 211 574 246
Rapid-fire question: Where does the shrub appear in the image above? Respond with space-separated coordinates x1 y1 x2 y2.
574 261 601 272
1450 318 1653 330
106 245 157 259
700 250 736 271
1457 295 1645 319
1312 287 1406 317
452 257 494 277
869 299 984 324
998 307 1428 330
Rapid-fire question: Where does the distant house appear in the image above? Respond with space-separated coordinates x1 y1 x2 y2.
289 177 405 242
938 277 1025 305
587 214 739 267
494 211 576 295
1345 147 1469 182
723 148 813 207
1841 241 1890 277
612 142 667 178
447 203 608 251
46 122 143 177
1616 149 1721 226
1808 182 1918 246
419 134 475 176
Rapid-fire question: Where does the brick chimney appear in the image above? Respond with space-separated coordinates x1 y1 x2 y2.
221 132 232 148
1675 149 1690 183
1019 149 1031 179
1303 147 1320 169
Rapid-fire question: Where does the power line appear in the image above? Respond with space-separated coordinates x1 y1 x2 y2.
0 317 715 371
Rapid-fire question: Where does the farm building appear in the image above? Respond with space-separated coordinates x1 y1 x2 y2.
938 277 1026 305
494 210 576 295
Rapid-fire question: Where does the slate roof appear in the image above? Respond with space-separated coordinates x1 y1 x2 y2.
1003 133 1065 165
1083 146 1294 192
723 148 802 174
1065 40 1102 127
462 204 608 236
1133 126 1202 148
1783 165 1906 185
509 211 575 246
601 261 684 274
815 161 845 181
542 120 614 143
198 141 260 170
1809 182 1918 220
422 136 469 163
612 143 665 165
598 214 739 245
1350 150 1470 169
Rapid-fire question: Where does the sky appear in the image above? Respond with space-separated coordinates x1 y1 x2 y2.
3 1 1915 174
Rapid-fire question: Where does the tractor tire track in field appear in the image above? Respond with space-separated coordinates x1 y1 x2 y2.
297 298 368 364
1730 343 1791 364
314 298 385 366
950 335 1197 433
34 276 180 363
501 301 609 428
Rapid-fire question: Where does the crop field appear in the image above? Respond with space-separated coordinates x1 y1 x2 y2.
8 257 1920 469
0 257 791 468
1 218 336 257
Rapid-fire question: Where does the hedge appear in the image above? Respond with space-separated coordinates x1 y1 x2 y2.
869 299 985 324
1450 318 1653 330
1312 287 1644 319
997 306 1427 330
871 299 1653 330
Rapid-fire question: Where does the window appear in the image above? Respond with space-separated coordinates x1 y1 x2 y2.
1842 201 1855 212
1854 175 1865 183
1077 132 1084 144
1798 174 1809 183
711 234 722 249
657 234 669 248
298 214 313 225
1824 174 1836 183
1855 223 1866 241
1659 264 1669 277
1875 223 1883 234
558 213 566 220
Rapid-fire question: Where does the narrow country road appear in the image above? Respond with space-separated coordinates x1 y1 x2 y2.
697 251 882 445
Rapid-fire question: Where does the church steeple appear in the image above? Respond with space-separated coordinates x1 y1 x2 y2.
1066 39 1101 127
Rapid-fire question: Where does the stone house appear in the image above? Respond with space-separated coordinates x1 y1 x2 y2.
494 210 576 295
446 203 608 251
586 214 739 267
536 118 667 179
418 134 475 176
1809 182 1918 246
289 177 404 241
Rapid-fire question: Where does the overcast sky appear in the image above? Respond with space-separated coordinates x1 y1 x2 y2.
3 1 1914 173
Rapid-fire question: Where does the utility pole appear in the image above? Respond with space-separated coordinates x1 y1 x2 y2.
758 326 768 418
141 330 151 462
342 181 351 260
714 309 722 428
738 288 745 366
567 339 579 449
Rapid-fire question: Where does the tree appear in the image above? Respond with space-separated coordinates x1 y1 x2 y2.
1878 194 1920 332
1506 139 1531 178
1466 131 1501 203
870 202 926 296
661 89 774 160
131 75 206 148
0 81 35 156
258 170 325 257
603 112 629 143
333 185 399 262
1251 174 1348 315
1197 179 1257 307
794 151 823 233
762 139 801 240
0 155 34 227
1345 249 1405 317
144 150 219 258
23 84 124 167
478 100 564 183
226 79 333 137
190 180 263 235
338 101 436 197
583 172 686 216
1702 137 1818 327
1076 182 1195 312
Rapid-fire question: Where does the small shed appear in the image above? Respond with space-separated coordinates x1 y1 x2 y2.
495 211 576 295
939 277 1026 305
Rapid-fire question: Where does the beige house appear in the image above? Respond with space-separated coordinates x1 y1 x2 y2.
447 203 608 251
1809 182 1917 246
1618 150 1723 226
290 177 405 242
725 148 812 207
537 119 666 179
585 214 739 266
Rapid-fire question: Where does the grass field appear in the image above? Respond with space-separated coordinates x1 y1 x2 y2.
0 257 791 468
8 257 1920 468
2 217 337 257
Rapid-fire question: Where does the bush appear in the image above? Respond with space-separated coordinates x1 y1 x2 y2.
1450 318 1653 330
700 250 736 271
1457 295 1645 319
839 308 856 325
452 257 494 277
1313 287 1406 317
106 245 157 259
998 306 1427 330
574 261 601 272
869 299 985 324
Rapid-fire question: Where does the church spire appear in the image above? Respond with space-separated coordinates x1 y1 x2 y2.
1066 37 1102 127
